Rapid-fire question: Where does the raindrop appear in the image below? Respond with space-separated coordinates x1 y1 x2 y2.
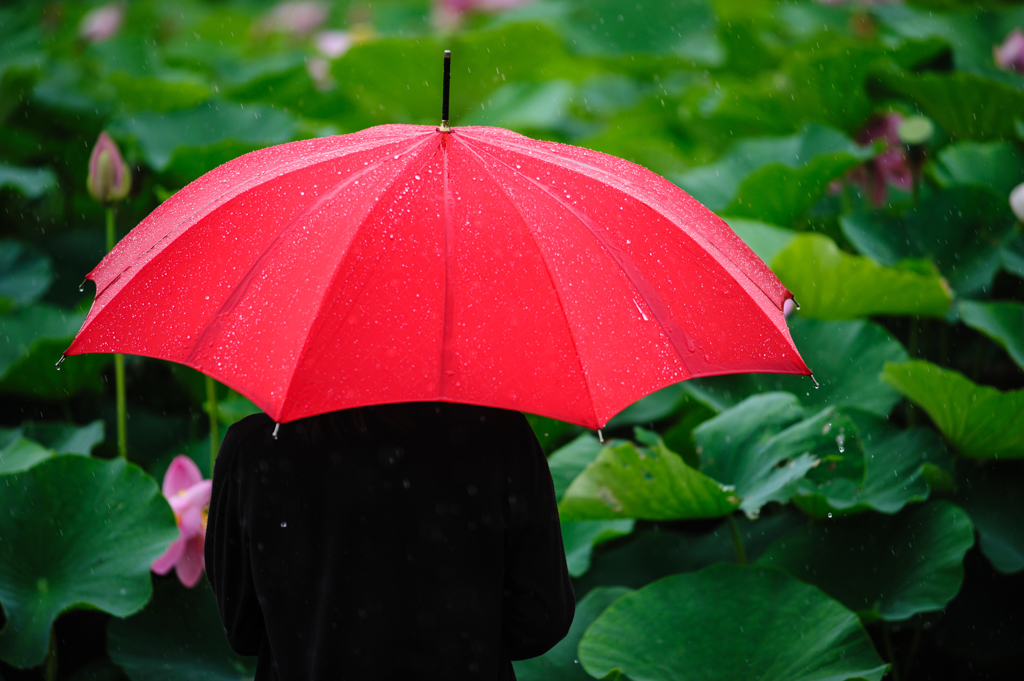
281 521 287 528
827 513 833 518
78 279 86 292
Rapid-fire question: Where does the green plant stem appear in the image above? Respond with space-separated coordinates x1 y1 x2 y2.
902 618 923 680
105 206 116 251
207 375 219 475
726 514 748 566
45 626 58 681
882 625 900 681
106 207 129 459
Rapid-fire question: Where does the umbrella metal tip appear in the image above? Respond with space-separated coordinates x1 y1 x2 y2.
444 49 451 58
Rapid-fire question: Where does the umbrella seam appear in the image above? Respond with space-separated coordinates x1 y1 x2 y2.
452 136 600 428
459 131 785 312
273 134 441 420
456 133 701 379
184 134 437 387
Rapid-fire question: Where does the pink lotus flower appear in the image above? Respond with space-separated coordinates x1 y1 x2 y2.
433 0 533 31
315 30 353 59
87 131 132 205
262 2 329 38
78 3 123 43
152 456 212 588
849 114 913 205
995 29 1024 73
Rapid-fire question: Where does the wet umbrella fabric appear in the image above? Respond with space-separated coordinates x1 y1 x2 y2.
65 124 809 429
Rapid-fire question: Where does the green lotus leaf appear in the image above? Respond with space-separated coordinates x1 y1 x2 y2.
954 463 1024 574
0 240 51 311
605 382 690 429
107 578 257 681
688 318 908 416
873 67 1024 142
694 394 864 515
0 164 56 199
561 520 636 578
558 437 739 522
772 233 951 319
513 586 632 681
547 434 605 502
673 124 872 225
0 456 178 667
1003 234 1024 280
791 411 951 518
958 300 1024 371
0 420 103 474
579 563 888 681
881 360 1024 459
575 512 807 595
840 187 1016 297
929 141 1024 197
0 305 109 399
759 501 975 622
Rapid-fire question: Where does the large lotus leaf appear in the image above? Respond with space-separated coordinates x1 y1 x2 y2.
882 360 1024 460
694 394 865 510
0 420 103 474
107 578 257 681
792 411 951 518
108 102 298 179
724 217 796 265
561 520 636 578
954 463 1024 574
759 501 974 622
697 400 862 515
0 456 178 667
772 233 951 320
1002 234 1024 279
958 300 1024 371
86 37 211 112
673 124 872 225
0 430 51 475
688 318 908 416
0 164 56 199
513 587 632 681
0 305 110 399
558 438 739 522
0 240 51 311
929 141 1024 197
873 68 1024 142
514 0 724 64
464 80 576 132
576 512 807 594
547 434 605 502
526 413 585 454
840 187 1016 297
579 563 888 681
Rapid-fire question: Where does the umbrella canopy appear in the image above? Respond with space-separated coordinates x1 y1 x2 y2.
65 123 810 429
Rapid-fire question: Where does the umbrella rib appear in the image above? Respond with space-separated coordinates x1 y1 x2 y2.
273 135 442 419
459 131 784 312
453 137 600 427
439 138 458 397
457 135 699 377
184 133 437 371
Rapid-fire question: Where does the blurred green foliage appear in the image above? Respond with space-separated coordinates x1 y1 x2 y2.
2 0 1024 679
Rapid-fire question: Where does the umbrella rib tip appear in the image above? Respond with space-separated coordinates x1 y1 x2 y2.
272 422 281 440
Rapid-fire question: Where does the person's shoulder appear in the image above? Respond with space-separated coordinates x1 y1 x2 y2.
221 412 275 454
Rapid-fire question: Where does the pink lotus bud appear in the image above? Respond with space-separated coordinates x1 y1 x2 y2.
1011 183 1024 223
87 132 132 205
850 114 912 205
315 30 352 59
78 4 123 44
152 456 212 588
995 29 1024 73
263 2 329 37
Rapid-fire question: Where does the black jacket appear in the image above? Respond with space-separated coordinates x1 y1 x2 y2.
205 403 574 680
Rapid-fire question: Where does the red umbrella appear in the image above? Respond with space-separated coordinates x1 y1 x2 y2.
64 56 809 430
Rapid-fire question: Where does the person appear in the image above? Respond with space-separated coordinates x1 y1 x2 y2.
205 401 575 680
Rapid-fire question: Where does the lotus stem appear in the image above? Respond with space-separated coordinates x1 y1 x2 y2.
726 514 747 566
45 626 58 681
107 207 129 458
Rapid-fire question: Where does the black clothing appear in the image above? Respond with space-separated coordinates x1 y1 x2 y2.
205 403 574 681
